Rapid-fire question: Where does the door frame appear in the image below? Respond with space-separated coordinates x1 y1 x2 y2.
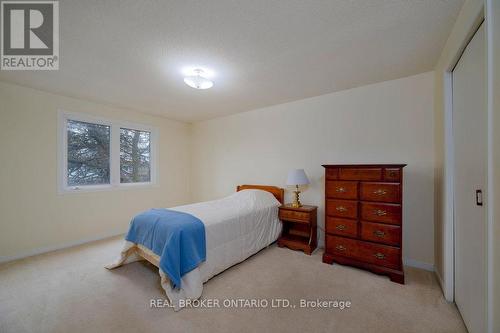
443 5 484 303
442 3 496 332
450 21 487 333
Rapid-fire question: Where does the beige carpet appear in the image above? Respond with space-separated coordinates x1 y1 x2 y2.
0 236 466 333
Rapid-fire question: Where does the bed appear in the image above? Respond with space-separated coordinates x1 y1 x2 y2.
106 185 284 310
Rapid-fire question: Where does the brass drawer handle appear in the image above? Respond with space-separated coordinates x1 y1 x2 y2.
336 206 348 212
373 252 386 260
336 245 346 251
373 189 387 196
373 230 385 238
373 209 387 216
336 187 347 193
336 224 346 231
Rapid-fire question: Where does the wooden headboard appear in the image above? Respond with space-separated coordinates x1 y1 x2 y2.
236 184 284 205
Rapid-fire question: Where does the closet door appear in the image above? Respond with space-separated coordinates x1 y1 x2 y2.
452 23 487 333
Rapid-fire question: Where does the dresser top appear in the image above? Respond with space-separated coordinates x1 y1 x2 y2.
322 164 407 168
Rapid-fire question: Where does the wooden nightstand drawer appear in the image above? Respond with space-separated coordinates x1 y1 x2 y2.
279 209 310 222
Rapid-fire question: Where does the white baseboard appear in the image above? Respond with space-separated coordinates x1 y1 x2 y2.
434 268 450 298
403 258 435 272
0 230 125 264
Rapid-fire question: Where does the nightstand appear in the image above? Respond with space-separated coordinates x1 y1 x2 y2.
277 204 317 255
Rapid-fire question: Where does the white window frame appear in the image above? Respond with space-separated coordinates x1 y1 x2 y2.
58 110 159 194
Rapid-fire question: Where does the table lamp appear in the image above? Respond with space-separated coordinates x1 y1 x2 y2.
286 169 310 208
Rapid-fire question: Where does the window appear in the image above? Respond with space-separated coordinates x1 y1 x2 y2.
120 128 151 183
67 120 111 186
58 111 157 193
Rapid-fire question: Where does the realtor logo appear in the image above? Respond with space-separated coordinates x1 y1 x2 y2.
1 0 59 70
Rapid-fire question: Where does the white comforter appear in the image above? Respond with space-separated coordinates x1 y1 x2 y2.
107 189 282 310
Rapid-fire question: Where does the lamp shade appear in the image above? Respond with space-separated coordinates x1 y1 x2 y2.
286 169 310 186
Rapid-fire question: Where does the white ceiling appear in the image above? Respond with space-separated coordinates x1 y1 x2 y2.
0 0 464 122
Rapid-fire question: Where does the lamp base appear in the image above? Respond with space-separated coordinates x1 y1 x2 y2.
292 190 302 208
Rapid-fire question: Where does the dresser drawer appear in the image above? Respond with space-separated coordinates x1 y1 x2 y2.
360 221 401 246
279 209 310 223
339 168 382 181
325 168 339 180
384 168 401 182
326 200 358 219
326 217 357 237
361 203 401 225
360 182 401 203
326 235 401 270
326 181 358 200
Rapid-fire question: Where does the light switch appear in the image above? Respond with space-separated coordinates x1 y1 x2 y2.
476 189 483 206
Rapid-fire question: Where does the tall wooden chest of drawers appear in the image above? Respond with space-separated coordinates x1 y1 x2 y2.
322 164 406 283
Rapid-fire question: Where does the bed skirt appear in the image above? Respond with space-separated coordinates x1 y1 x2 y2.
105 241 203 311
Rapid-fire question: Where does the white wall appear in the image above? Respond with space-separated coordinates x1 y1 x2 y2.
0 81 191 260
191 72 435 268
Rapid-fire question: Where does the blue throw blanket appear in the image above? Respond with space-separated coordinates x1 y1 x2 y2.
125 209 206 289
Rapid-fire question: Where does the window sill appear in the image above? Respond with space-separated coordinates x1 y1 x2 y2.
58 183 158 195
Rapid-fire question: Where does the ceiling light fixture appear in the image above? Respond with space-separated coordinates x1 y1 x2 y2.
183 69 214 90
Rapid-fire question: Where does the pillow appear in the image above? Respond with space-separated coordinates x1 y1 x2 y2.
230 189 280 208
